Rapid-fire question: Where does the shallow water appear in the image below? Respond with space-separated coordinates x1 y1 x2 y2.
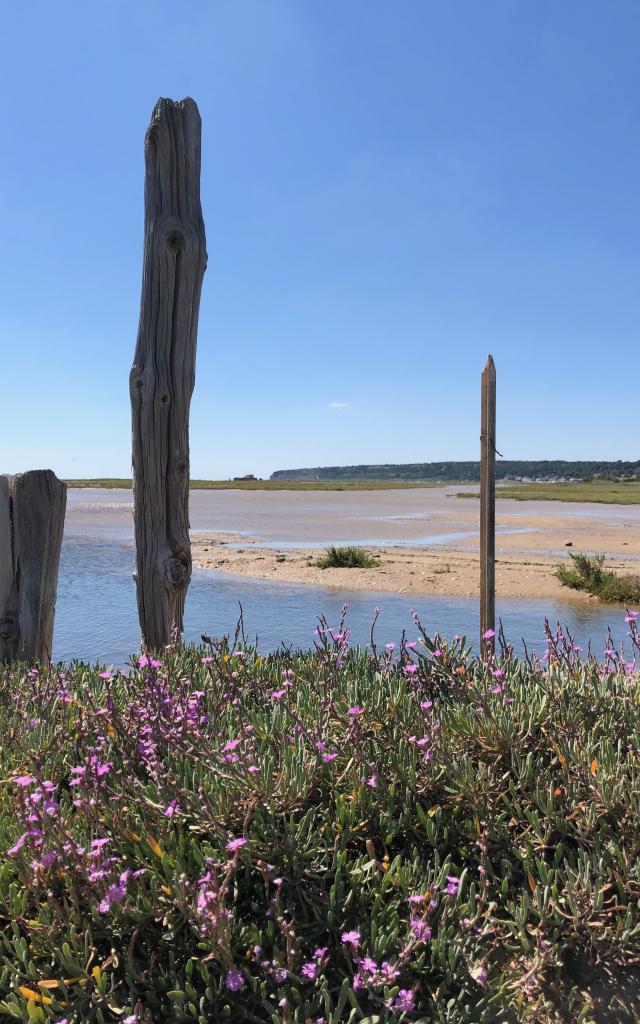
53 490 634 667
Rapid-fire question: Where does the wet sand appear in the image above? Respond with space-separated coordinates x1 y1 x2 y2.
191 506 640 601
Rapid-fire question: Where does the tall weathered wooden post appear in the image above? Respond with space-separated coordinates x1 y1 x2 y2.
130 98 207 649
480 355 496 658
0 470 67 663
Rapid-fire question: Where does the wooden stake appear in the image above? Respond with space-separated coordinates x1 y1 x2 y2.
130 98 207 650
480 355 496 657
0 470 67 663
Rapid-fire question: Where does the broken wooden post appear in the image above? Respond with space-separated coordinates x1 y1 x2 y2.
130 97 207 650
0 470 67 663
480 355 496 658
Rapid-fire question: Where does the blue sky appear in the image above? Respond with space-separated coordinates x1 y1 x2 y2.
1 1 638 479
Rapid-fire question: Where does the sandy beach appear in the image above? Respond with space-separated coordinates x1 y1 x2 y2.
191 502 640 600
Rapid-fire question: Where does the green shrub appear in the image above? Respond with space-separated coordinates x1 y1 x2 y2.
315 545 379 569
556 551 640 603
0 619 639 1021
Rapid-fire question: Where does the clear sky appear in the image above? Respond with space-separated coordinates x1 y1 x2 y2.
1 1 638 479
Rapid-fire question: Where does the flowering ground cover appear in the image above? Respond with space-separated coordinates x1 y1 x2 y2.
1 614 640 1022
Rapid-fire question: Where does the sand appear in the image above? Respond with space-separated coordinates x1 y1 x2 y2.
190 510 640 600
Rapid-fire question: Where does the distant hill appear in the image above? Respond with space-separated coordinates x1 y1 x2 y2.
271 461 640 483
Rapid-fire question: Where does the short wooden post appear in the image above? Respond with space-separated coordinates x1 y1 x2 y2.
130 97 207 650
480 355 496 658
0 470 67 664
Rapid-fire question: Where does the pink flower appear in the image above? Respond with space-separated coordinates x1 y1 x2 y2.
366 774 378 788
385 643 396 651
347 706 363 717
433 649 443 658
357 956 378 975
138 655 161 669
482 629 495 639
164 800 180 818
271 689 286 700
420 700 433 710
301 960 318 980
625 611 639 622
470 961 488 986
201 656 214 664
98 671 112 680
341 929 360 949
403 663 418 675
446 875 460 896
322 752 338 764
491 668 505 679
14 775 35 787
226 837 248 853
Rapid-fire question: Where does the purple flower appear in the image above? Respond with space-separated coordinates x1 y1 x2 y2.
7 833 27 856
446 875 460 896
491 668 505 679
391 989 415 1012
403 663 418 675
225 968 245 992
322 752 338 764
347 706 363 717
410 917 432 942
226 837 248 853
366 773 378 788
271 689 286 700
164 799 180 818
301 961 318 980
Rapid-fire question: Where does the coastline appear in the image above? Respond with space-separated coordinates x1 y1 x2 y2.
191 512 640 600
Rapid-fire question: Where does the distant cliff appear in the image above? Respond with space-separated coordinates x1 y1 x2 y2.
271 461 640 483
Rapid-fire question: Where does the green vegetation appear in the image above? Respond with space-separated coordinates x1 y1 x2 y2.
64 478 440 492
458 481 640 504
2 625 640 1022
315 545 379 569
272 460 640 484
555 552 640 603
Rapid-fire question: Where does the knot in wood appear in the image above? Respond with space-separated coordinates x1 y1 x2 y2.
166 228 186 252
164 556 189 591
0 616 18 641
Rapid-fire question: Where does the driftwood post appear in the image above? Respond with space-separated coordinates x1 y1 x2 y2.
480 355 496 658
0 470 67 663
130 98 207 650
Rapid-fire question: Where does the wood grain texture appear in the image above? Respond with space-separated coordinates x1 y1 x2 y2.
480 355 496 657
130 97 207 649
0 470 67 663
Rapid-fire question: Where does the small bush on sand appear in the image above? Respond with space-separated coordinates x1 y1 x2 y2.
315 544 379 569
556 551 640 603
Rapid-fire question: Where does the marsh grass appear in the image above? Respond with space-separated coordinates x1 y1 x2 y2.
556 552 640 603
64 478 440 492
315 545 380 569
458 481 640 504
